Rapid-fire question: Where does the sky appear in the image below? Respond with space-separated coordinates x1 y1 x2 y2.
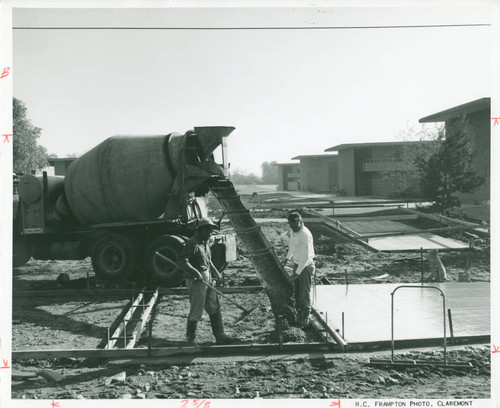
11 6 492 176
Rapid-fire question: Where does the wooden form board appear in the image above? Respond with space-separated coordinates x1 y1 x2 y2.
341 220 468 251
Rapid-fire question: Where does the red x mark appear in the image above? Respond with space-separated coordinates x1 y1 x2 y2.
1 359 10 369
0 67 10 79
330 400 341 407
492 344 499 353
51 400 60 408
2 134 12 143
492 118 500 126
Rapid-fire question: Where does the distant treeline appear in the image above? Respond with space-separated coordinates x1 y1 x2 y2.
229 161 278 185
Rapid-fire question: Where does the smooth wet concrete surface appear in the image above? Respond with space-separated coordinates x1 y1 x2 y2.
367 233 469 251
312 282 490 343
341 220 468 251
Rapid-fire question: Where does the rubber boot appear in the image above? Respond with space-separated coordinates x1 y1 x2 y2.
209 311 239 345
300 315 311 330
297 310 311 329
186 319 198 346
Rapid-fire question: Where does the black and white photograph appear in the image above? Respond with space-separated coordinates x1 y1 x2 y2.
1 1 498 406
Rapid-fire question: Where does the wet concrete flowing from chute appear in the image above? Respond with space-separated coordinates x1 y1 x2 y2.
210 180 297 326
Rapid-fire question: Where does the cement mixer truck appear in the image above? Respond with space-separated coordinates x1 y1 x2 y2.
13 126 237 287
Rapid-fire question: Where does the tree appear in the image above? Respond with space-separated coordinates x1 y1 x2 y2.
416 114 484 213
261 161 278 184
229 168 261 185
13 97 48 174
382 124 442 199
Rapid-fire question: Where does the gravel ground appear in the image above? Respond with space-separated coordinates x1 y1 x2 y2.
11 346 490 400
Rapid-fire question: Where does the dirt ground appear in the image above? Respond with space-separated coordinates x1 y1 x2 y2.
11 346 490 400
225 219 490 286
10 213 491 400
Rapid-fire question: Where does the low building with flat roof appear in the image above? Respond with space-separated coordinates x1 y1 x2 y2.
48 157 77 176
291 154 338 193
325 141 433 197
276 162 301 191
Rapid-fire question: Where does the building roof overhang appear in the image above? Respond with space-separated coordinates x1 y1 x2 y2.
325 140 433 152
48 158 77 163
419 97 490 123
277 162 300 166
291 153 338 160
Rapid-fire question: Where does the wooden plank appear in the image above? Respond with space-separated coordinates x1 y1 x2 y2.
12 342 341 360
357 225 475 239
347 335 490 352
304 209 362 236
106 291 145 349
11 335 489 361
342 220 418 235
401 208 484 229
126 290 159 349
311 308 348 350
13 286 264 299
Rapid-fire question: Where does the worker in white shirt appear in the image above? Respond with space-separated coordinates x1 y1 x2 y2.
282 212 315 328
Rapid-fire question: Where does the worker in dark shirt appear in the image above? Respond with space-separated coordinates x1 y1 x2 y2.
178 218 238 346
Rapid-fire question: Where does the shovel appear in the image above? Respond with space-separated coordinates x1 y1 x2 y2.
155 251 258 324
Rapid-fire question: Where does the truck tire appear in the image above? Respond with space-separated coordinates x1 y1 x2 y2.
144 235 186 287
13 240 32 267
91 233 139 281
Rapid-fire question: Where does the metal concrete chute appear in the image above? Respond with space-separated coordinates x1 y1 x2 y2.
209 179 298 327
194 126 235 161
164 126 235 219
166 126 234 172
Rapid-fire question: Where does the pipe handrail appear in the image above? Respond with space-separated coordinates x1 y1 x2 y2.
391 285 447 364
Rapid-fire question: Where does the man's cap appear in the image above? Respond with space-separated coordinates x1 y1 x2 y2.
197 218 217 229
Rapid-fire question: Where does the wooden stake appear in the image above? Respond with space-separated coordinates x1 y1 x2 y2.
420 247 424 284
448 308 455 345
342 312 345 339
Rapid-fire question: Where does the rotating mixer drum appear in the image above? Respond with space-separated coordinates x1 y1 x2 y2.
64 135 174 226
64 127 235 226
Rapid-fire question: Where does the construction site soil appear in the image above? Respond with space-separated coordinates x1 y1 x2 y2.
11 217 491 400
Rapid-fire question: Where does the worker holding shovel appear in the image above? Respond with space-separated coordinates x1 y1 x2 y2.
178 218 239 346
282 212 315 329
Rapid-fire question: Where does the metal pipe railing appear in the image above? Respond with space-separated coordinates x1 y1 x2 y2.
391 285 447 364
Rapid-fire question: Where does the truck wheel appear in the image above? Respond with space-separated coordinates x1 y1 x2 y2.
13 240 32 267
144 235 186 287
91 233 138 281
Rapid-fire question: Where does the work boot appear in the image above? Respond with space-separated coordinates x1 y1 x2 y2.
186 319 198 346
300 316 311 330
297 311 311 329
209 311 239 345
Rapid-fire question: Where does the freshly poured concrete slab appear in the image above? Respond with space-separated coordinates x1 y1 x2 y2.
342 220 418 234
312 282 489 343
340 220 468 251
367 233 468 251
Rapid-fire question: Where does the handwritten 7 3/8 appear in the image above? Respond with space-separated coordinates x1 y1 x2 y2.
180 399 211 408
